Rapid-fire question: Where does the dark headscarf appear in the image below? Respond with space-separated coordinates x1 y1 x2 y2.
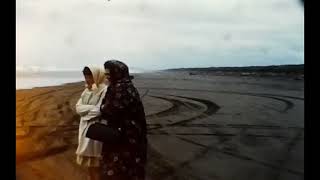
101 59 143 120
104 60 134 84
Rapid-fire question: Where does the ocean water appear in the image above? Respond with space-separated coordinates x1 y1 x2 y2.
16 77 83 90
16 71 84 90
16 70 143 90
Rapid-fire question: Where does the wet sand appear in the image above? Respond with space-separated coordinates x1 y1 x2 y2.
16 72 304 180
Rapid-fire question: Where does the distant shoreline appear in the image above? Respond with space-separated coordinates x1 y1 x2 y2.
16 81 83 91
165 64 304 79
16 67 304 91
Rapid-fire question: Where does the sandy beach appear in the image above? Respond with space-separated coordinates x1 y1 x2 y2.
16 71 304 180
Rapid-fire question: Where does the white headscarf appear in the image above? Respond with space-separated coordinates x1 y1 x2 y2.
84 66 106 92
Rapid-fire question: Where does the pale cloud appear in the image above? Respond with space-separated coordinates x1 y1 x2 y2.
16 0 304 70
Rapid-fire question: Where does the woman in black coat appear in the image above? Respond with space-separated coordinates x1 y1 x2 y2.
99 60 147 180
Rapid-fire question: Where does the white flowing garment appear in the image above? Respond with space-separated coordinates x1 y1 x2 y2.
75 66 107 158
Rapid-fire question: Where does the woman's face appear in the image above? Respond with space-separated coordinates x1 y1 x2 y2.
84 74 94 89
104 69 111 83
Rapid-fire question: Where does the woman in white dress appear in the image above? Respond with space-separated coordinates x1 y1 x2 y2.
75 66 108 180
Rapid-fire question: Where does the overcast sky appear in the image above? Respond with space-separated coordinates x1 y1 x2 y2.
16 0 304 71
